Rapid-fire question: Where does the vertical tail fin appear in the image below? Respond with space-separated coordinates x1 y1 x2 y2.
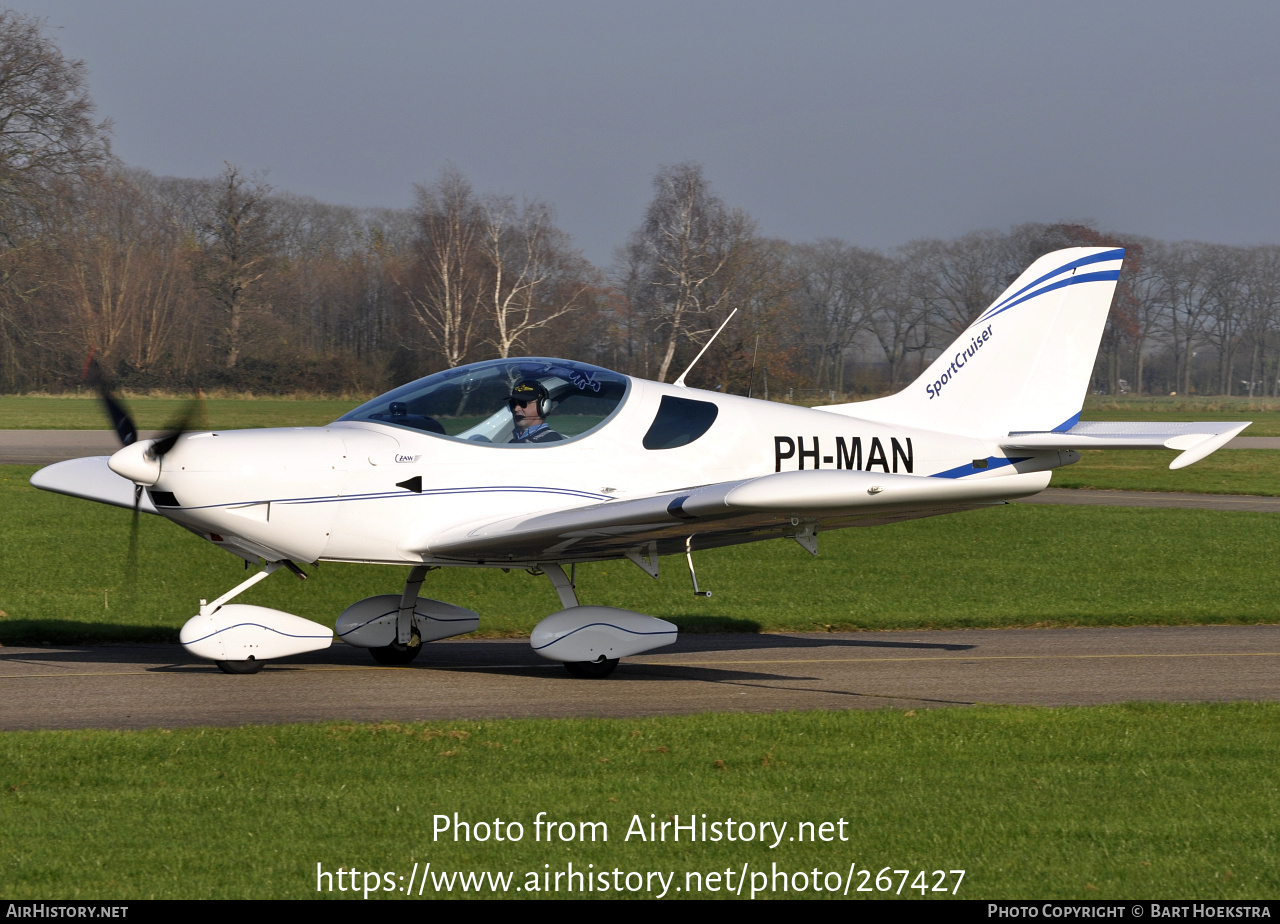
822 247 1125 437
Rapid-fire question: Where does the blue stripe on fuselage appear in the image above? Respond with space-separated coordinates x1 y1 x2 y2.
931 456 1030 479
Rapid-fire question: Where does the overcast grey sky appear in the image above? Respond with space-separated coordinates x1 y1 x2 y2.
15 1 1280 265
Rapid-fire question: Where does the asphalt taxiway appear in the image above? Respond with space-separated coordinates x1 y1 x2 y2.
2 626 1277 730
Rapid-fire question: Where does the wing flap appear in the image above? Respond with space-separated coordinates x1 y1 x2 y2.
421 469 1048 563
1000 421 1250 469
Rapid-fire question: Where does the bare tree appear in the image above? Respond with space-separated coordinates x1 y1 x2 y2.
866 240 945 389
1153 242 1219 395
0 11 112 241
916 230 1023 342
49 172 188 369
1245 248 1280 396
480 195 586 358
271 192 365 260
1200 245 1248 394
792 239 891 392
1119 237 1165 395
397 166 485 368
190 164 277 369
0 11 113 388
709 235 802 395
621 163 754 382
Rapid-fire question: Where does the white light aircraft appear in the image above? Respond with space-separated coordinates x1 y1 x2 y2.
31 247 1249 677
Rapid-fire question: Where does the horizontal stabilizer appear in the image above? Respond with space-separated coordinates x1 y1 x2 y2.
1000 421 1250 469
30 456 159 513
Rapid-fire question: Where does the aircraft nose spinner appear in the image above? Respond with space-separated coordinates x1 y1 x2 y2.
107 439 162 486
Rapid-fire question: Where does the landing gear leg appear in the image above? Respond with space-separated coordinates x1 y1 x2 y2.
544 563 579 608
370 565 430 666
544 564 618 679
200 561 284 617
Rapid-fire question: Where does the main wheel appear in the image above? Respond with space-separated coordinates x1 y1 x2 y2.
216 657 264 674
565 658 619 679
370 639 423 665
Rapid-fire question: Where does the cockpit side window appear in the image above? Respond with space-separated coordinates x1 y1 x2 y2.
337 358 630 447
642 395 719 449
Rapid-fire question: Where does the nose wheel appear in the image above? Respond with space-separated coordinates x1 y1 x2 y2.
565 658 618 679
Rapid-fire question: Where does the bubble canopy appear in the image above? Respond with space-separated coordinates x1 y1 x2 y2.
337 358 631 446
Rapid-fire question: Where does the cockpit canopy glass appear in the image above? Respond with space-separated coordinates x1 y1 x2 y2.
337 358 630 446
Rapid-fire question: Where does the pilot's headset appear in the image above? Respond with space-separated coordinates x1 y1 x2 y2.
508 379 550 418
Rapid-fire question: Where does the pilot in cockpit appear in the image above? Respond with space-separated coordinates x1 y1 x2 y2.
508 379 564 443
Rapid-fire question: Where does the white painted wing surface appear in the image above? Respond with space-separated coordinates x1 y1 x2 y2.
29 456 159 513
421 468 1049 563
1000 421 1250 469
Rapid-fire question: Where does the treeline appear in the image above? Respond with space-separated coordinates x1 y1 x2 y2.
2 11 1278 399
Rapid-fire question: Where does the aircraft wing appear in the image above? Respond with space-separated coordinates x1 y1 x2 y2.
1000 421 1250 470
420 468 1045 565
29 456 159 513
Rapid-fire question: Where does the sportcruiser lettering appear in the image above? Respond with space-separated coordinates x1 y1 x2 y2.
926 325 993 399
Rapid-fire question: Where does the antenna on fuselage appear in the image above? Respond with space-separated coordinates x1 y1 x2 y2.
673 306 739 388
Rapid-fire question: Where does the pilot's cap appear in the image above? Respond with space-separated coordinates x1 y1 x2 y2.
508 379 549 414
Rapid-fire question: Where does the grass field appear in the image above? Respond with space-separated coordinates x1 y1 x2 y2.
4 463 1279 645
0 395 356 430
1082 394 1280 436
2 705 1277 899
1054 449 1280 495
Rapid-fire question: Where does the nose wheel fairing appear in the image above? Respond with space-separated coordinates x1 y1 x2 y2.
179 603 333 663
179 561 333 669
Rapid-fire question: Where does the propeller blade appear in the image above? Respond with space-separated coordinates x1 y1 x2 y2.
87 355 205 478
103 393 138 447
86 360 138 447
151 399 202 460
